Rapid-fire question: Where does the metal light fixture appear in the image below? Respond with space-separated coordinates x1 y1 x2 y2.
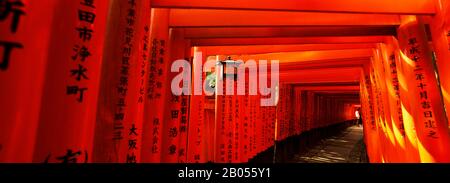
217 56 242 81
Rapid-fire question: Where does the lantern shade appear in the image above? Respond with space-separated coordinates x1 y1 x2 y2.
217 57 243 81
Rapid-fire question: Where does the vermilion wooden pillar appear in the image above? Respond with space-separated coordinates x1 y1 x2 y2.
361 65 383 163
32 0 110 163
389 37 421 162
256 94 262 154
132 1 153 163
294 88 302 135
305 91 314 132
379 42 408 162
276 84 289 141
161 28 190 163
239 70 251 162
372 47 398 162
275 86 282 142
361 70 380 162
248 92 257 159
370 63 391 162
187 47 207 163
178 35 192 163
215 73 224 163
233 82 243 162
141 8 169 163
0 0 57 162
360 72 371 159
91 0 151 163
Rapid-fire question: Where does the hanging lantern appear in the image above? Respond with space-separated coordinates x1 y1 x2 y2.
217 56 242 81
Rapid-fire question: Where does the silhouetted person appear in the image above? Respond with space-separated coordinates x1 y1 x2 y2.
358 109 363 127
355 108 361 126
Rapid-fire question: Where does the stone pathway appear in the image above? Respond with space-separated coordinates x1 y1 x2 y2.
292 126 368 163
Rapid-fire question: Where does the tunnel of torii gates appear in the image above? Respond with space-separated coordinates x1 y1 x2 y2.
1 0 450 163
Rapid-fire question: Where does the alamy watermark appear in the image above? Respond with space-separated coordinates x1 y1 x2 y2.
170 51 279 106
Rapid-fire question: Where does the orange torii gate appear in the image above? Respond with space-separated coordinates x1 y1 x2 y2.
168 10 401 27
152 0 435 14
191 36 387 46
200 44 376 56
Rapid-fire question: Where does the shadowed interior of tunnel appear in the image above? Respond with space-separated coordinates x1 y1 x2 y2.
250 123 369 163
243 81 367 163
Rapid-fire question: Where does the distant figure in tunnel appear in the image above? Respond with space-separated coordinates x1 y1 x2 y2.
355 108 361 127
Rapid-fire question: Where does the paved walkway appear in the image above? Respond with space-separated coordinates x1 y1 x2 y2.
292 126 367 163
